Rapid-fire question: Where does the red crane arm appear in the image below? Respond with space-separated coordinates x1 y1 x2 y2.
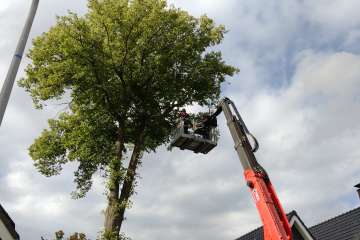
245 169 291 240
213 98 292 240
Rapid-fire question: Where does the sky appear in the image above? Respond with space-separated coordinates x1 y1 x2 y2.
1 0 360 239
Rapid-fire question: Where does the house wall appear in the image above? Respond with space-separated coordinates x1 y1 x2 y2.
0 220 15 240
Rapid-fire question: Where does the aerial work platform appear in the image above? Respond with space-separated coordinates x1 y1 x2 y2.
168 121 218 154
167 98 291 240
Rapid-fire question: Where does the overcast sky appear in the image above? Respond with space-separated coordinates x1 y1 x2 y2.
1 0 360 239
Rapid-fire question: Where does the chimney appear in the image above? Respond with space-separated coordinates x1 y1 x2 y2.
355 183 360 201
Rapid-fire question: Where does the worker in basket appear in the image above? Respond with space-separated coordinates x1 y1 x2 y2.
179 108 192 134
194 113 217 139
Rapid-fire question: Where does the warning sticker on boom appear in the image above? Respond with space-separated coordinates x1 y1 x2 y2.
251 189 260 202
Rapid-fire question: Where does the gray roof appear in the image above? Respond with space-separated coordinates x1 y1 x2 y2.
309 206 360 240
236 206 360 240
0 204 20 240
235 211 310 240
235 225 263 240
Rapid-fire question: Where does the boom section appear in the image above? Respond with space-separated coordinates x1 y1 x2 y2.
216 98 259 171
213 97 292 240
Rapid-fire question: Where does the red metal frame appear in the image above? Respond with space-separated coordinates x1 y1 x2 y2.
245 170 292 240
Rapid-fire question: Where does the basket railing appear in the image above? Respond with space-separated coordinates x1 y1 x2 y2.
170 119 219 142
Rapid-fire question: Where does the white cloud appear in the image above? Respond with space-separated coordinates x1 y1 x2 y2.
1 1 360 240
303 0 360 30
0 1 11 12
344 29 360 47
253 50 360 224
292 51 360 97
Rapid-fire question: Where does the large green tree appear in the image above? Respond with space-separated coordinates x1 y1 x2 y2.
19 0 238 238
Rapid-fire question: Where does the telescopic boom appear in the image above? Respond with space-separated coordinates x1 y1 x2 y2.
212 97 292 240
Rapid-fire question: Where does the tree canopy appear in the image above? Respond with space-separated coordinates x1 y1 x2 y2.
19 0 238 238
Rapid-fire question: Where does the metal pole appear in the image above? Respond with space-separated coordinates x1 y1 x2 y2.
0 0 39 126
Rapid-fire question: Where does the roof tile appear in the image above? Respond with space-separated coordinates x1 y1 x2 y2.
309 206 360 240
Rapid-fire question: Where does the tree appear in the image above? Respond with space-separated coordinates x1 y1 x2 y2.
41 230 88 240
19 0 238 238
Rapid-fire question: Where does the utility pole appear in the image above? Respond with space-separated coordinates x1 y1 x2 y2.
0 0 39 126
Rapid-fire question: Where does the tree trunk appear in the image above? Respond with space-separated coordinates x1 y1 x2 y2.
117 131 145 233
104 128 125 237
